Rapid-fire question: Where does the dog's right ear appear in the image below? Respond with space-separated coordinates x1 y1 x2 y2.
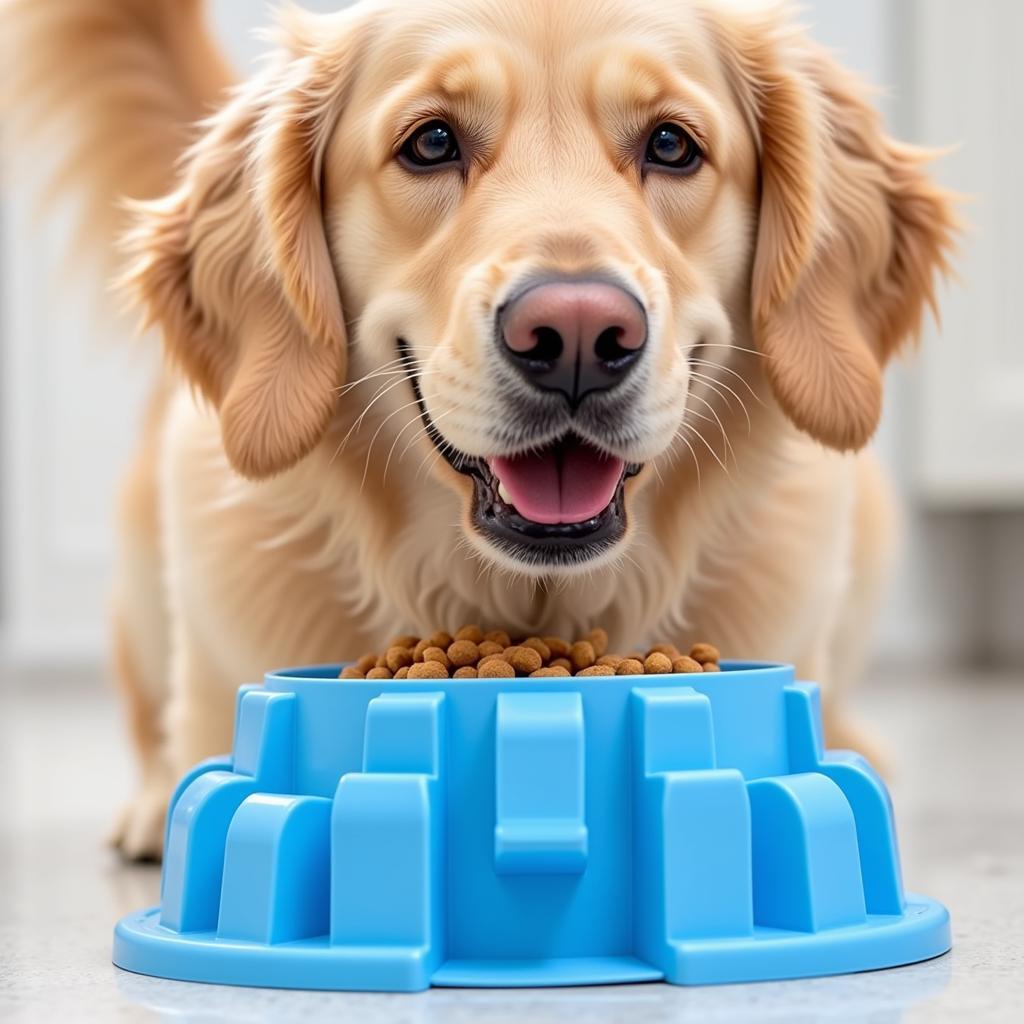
705 4 957 452
124 12 366 479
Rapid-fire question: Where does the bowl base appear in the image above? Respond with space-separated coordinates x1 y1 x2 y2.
114 896 950 991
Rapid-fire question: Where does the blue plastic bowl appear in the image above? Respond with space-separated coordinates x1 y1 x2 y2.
113 661 950 990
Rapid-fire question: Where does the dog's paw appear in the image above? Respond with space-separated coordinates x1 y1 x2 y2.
109 780 171 862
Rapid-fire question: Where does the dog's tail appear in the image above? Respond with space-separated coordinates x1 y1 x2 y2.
1 0 234 265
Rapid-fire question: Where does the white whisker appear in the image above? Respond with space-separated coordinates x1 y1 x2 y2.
689 357 765 405
689 370 752 435
382 409 429 485
390 407 458 481
329 375 411 466
330 370 440 466
359 396 432 493
692 342 768 359
686 390 735 464
679 434 702 489
415 445 445 483
683 421 731 478
332 356 409 395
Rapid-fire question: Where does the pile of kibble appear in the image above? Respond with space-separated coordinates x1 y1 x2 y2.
338 626 721 680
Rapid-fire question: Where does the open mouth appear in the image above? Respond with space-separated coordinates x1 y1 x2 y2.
398 340 641 565
469 435 641 559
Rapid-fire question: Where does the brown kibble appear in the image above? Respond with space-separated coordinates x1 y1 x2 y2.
671 655 703 674
422 646 451 669
644 652 673 675
587 627 609 657
577 664 616 676
522 637 551 662
446 639 479 667
385 646 414 672
339 625 720 686
649 642 681 660
387 634 419 649
543 636 571 658
408 660 449 679
569 640 596 671
354 653 378 674
690 643 721 665
478 659 516 678
508 646 543 674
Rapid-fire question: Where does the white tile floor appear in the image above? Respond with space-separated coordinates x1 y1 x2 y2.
1 664 1022 1023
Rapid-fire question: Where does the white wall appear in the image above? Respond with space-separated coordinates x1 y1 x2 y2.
1 0 1021 669
0 187 157 663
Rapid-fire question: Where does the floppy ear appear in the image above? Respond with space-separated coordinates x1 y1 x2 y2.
713 10 958 451
123 13 362 478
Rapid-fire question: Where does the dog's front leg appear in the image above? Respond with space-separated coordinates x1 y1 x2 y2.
164 628 239 787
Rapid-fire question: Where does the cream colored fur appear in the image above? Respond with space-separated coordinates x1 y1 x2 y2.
1 0 955 859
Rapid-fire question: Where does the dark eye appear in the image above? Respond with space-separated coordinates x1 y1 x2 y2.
645 122 702 174
399 120 461 168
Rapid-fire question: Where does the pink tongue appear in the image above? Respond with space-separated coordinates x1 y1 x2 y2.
489 443 625 525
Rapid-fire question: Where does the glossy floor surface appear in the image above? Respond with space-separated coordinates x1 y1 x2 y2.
1 665 1021 1022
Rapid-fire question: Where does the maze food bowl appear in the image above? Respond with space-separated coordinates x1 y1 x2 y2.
113 662 950 991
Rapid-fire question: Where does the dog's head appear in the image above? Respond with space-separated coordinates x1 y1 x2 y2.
127 0 955 574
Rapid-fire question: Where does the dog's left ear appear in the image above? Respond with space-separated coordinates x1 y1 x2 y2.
711 9 959 451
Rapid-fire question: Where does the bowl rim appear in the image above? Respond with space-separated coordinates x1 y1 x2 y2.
265 658 793 685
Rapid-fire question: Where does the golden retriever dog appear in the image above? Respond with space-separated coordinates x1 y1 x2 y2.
2 0 955 859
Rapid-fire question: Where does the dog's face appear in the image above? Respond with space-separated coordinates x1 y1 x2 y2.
129 0 954 574
325 1 755 571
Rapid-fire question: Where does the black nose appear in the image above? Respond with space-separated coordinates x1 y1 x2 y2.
497 277 647 405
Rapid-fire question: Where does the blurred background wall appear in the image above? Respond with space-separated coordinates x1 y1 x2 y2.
2 0 1022 672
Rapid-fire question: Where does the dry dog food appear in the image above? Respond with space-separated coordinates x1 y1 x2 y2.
339 627 721 680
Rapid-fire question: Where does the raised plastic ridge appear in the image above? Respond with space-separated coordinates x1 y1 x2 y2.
113 661 950 991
